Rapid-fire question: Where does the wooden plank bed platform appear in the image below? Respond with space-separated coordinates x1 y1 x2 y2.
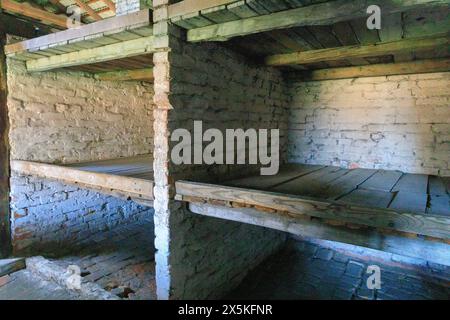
11 155 154 206
176 164 450 265
4 9 154 73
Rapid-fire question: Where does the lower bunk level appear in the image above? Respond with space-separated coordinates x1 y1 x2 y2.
175 164 450 265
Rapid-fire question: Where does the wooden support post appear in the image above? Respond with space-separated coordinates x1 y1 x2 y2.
0 31 11 258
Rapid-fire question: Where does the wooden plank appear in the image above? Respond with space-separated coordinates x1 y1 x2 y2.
200 5 240 23
168 0 238 18
190 203 450 266
11 160 154 200
4 9 151 55
273 166 349 197
0 258 25 277
224 164 324 189
186 0 449 42
339 188 394 209
265 34 449 66
427 194 450 216
103 0 116 13
74 0 102 21
175 181 450 239
320 168 377 200
429 176 448 195
0 33 11 258
94 68 154 82
389 191 428 213
0 0 69 29
26 35 155 72
392 173 429 194
295 58 450 81
359 170 403 191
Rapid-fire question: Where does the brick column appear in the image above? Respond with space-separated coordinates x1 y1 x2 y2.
0 31 11 258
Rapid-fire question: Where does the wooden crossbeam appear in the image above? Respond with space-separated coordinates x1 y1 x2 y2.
102 0 116 13
25 35 155 72
168 0 237 18
175 181 450 240
265 34 449 66
189 203 450 266
186 0 450 42
74 0 102 20
94 68 154 82
0 0 69 29
291 58 450 81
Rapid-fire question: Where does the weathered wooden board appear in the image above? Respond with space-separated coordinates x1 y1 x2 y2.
320 168 377 200
176 181 450 239
429 176 448 195
189 203 450 266
389 191 428 213
0 258 25 277
359 170 403 192
339 188 394 209
11 158 154 201
392 173 429 194
186 0 449 42
272 166 349 197
427 194 450 216
224 164 324 190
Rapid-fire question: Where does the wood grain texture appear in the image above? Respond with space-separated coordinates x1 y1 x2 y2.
0 258 25 277
189 203 450 265
176 180 450 239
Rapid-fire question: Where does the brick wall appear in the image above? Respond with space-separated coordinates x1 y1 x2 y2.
116 0 141 16
151 15 288 299
7 59 154 255
288 72 450 176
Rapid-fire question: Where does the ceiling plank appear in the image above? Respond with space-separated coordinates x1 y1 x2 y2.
102 0 116 13
291 58 450 81
73 0 102 20
94 67 154 81
265 34 449 66
186 0 450 42
0 0 69 29
168 0 237 18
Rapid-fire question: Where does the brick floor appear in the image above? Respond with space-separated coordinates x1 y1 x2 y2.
227 239 450 300
50 218 156 300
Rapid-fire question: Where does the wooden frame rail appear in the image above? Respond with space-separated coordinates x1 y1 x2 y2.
11 160 154 201
175 181 450 240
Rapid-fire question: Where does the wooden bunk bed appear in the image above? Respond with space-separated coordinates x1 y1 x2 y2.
11 155 154 206
176 164 450 265
4 9 154 75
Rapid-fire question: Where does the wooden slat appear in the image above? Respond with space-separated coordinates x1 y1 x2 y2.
429 176 448 195
186 0 449 42
225 164 324 189
427 195 450 216
189 203 450 266
4 9 151 56
294 58 450 81
103 0 116 13
94 67 154 82
0 258 25 277
0 0 69 29
339 188 394 209
26 35 155 72
175 181 450 239
74 0 102 21
320 168 377 200
389 191 428 213
11 160 154 200
392 173 429 194
359 170 403 191
168 0 238 18
265 34 449 66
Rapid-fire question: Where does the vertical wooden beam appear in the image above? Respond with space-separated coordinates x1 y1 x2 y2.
0 31 11 258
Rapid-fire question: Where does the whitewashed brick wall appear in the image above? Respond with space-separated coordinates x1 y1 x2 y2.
288 72 450 176
116 0 141 16
7 59 154 255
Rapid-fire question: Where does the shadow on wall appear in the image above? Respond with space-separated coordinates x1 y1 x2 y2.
287 73 450 176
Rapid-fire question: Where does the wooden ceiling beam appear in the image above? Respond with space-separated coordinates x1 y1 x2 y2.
290 58 450 81
186 0 450 42
73 0 102 20
265 34 449 66
102 0 116 13
168 0 236 19
0 0 69 29
94 67 154 82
